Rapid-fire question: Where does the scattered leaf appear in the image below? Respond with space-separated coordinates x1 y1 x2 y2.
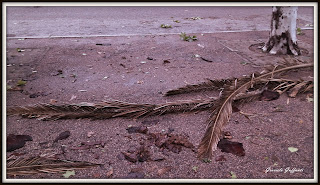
230 171 237 179
163 60 171 64
217 139 245 156
306 94 313 102
62 170 75 178
160 24 172 28
122 152 138 163
297 27 304 35
50 99 58 104
7 134 33 152
136 145 151 162
157 166 172 176
106 167 113 178
7 157 99 176
16 80 27 86
180 32 197 42
192 166 198 172
173 20 180 23
6 85 12 90
189 16 202 20
126 126 148 134
288 147 298 153
54 131 71 143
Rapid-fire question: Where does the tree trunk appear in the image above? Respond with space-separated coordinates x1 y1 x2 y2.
262 6 301 55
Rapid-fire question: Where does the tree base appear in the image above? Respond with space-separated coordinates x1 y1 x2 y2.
262 31 301 56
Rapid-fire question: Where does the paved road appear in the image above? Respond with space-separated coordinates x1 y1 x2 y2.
6 6 314 38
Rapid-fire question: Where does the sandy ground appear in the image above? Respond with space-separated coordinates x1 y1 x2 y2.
5 29 315 182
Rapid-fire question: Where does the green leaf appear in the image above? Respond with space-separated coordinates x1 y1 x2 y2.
288 147 298 153
161 24 172 28
6 85 12 90
230 171 237 179
297 28 304 35
17 80 27 86
62 170 75 178
180 32 197 42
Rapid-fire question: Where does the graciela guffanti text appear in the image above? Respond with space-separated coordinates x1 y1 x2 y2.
265 166 304 174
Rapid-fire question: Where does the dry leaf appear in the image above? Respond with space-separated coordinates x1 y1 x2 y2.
217 139 245 156
157 166 172 176
63 170 75 178
7 134 33 152
54 131 71 143
7 157 100 176
288 147 298 152
50 99 58 104
106 167 113 178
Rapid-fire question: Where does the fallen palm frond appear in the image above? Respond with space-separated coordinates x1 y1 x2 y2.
197 62 313 160
164 79 234 96
6 91 275 121
6 59 313 161
6 156 100 176
7 99 218 121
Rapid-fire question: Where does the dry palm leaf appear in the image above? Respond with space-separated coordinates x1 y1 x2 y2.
7 156 100 176
7 94 267 121
197 62 313 160
164 78 234 96
287 81 313 97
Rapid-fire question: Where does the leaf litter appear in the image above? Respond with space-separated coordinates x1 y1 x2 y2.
6 58 313 162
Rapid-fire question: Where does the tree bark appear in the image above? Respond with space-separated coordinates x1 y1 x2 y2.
262 6 301 55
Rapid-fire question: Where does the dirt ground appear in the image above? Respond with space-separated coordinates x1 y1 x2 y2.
5 30 315 182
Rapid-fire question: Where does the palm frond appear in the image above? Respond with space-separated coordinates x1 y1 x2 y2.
7 156 100 176
198 62 313 160
164 79 234 96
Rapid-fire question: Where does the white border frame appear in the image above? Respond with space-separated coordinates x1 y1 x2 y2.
2 2 318 183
